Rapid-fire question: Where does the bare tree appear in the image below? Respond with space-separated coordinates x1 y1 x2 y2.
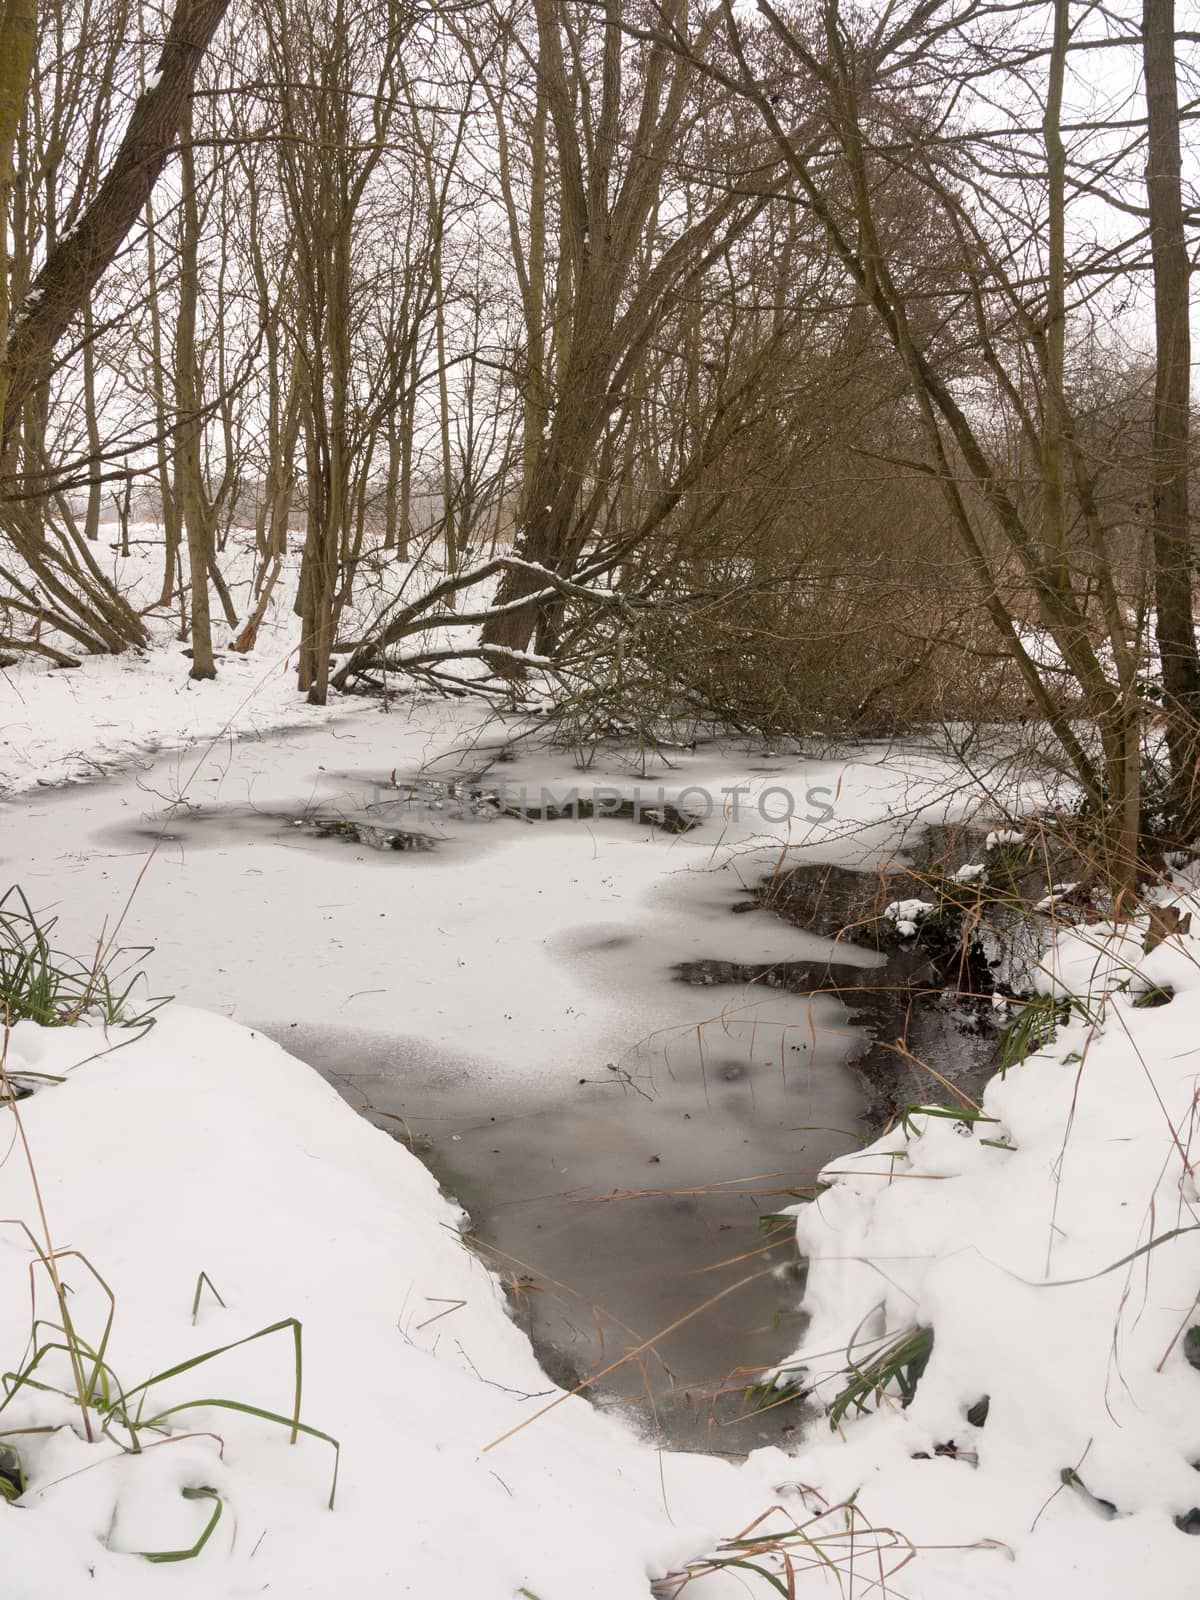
476 0 785 655
643 0 1192 886
0 0 232 449
1143 0 1199 815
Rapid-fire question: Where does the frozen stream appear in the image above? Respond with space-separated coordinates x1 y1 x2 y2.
5 702 975 1451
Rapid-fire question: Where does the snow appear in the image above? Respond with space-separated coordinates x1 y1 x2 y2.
5 673 1016 1101
6 574 1200 1597
8 712 885 1093
0 1009 761 1597
1033 880 1080 913
0 533 369 798
884 898 936 922
884 897 935 936
727 882 1200 1599
0 641 352 797
986 828 1026 850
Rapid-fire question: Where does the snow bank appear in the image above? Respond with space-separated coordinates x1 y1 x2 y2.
0 527 510 799
0 534 353 797
0 640 356 797
0 1009 755 1598
722 890 1200 1597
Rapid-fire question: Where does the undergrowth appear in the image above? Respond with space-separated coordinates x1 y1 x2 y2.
0 902 333 1564
0 885 166 1035
829 1320 935 1428
0 1237 340 1559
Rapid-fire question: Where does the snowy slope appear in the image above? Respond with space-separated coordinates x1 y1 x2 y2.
6 628 1200 1597
0 1008 761 1599
695 899 1200 1598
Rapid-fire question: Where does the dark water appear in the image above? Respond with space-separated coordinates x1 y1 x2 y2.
252 866 1000 1458
94 767 998 1455
264 1018 860 1456
88 763 869 1452
18 724 1005 1461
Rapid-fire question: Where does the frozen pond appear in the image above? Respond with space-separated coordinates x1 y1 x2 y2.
280 1018 859 1453
5 704 979 1448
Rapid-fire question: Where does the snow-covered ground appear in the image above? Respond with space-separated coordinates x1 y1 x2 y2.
738 899 1200 1597
0 632 350 797
6 696 981 1089
0 532 362 796
4 593 1200 1597
0 1009 766 1598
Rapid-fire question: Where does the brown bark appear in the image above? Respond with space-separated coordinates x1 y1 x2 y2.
175 101 215 680
1144 0 1200 817
0 0 38 398
480 0 774 656
0 0 232 448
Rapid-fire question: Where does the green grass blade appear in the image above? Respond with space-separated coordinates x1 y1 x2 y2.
144 1400 341 1508
190 1272 227 1326
138 1485 223 1563
122 1317 302 1445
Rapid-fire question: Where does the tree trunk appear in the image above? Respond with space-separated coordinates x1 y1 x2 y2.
1144 0 1200 823
176 102 215 680
80 296 102 541
0 0 38 459
0 0 232 448
145 195 183 607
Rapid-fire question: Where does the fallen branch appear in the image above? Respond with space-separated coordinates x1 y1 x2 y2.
0 634 81 667
331 552 632 689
